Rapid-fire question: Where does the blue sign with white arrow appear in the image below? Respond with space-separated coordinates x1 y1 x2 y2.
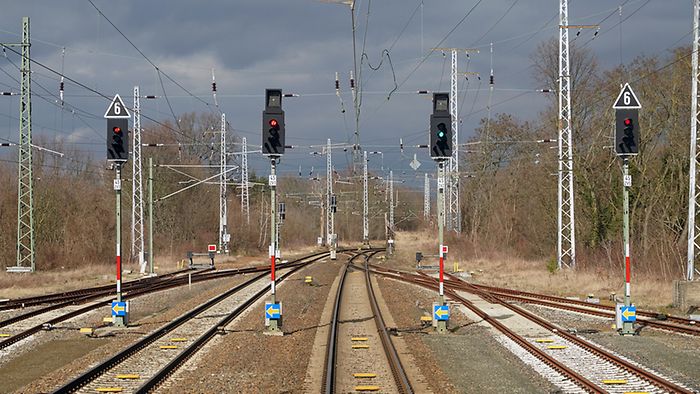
620 305 636 322
433 305 449 321
111 301 127 317
265 302 281 319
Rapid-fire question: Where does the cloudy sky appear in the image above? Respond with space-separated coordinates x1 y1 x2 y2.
0 0 693 184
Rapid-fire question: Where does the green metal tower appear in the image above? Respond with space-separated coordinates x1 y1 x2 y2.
6 17 34 273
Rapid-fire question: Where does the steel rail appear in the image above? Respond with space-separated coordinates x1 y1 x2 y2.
0 268 198 310
469 282 697 327
445 289 604 393
0 268 253 350
368 266 693 393
1 269 215 328
137 250 340 393
365 266 602 392
53 250 334 394
0 253 339 351
368 265 700 336
443 273 694 394
468 286 700 336
322 249 375 394
362 254 413 394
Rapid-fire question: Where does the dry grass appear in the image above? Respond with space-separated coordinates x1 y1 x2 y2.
391 230 676 312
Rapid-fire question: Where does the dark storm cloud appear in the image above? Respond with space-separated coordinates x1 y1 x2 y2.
0 0 694 178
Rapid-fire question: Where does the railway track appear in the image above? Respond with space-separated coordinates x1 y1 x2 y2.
0 254 341 352
367 265 700 337
52 250 335 393
438 274 700 337
368 265 695 393
322 250 413 394
0 268 197 311
0 269 215 333
462 280 700 333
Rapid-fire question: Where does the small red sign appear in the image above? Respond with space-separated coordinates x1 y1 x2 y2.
441 245 448 254
208 244 217 252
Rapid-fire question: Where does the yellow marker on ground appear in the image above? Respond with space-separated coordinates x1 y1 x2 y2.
95 388 123 393
547 345 567 349
355 386 380 392
79 328 94 335
0 333 11 337
535 338 554 343
102 317 113 323
420 316 433 322
115 374 140 380
602 379 628 385
351 337 368 341
170 338 188 342
352 344 369 349
353 373 377 378
159 345 178 349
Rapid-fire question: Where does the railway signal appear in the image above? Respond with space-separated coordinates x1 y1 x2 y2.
429 93 452 159
106 93 130 162
262 89 285 155
427 92 451 333
105 93 131 327
615 110 639 155
262 88 286 334
107 119 129 162
612 83 642 336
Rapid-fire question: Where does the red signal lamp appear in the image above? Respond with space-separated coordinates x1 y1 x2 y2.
624 118 632 126
113 126 122 133
269 119 278 127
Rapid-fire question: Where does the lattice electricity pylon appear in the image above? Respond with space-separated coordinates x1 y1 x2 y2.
132 86 145 273
424 173 430 220
219 113 229 253
326 139 334 246
363 150 369 244
448 49 461 232
241 137 250 225
5 17 34 272
433 47 478 233
687 0 700 281
389 170 395 238
557 0 576 269
349 69 362 175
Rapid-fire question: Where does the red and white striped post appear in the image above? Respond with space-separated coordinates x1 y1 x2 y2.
621 158 634 334
268 158 280 333
436 161 447 333
114 164 127 327
270 248 276 295
439 246 444 297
